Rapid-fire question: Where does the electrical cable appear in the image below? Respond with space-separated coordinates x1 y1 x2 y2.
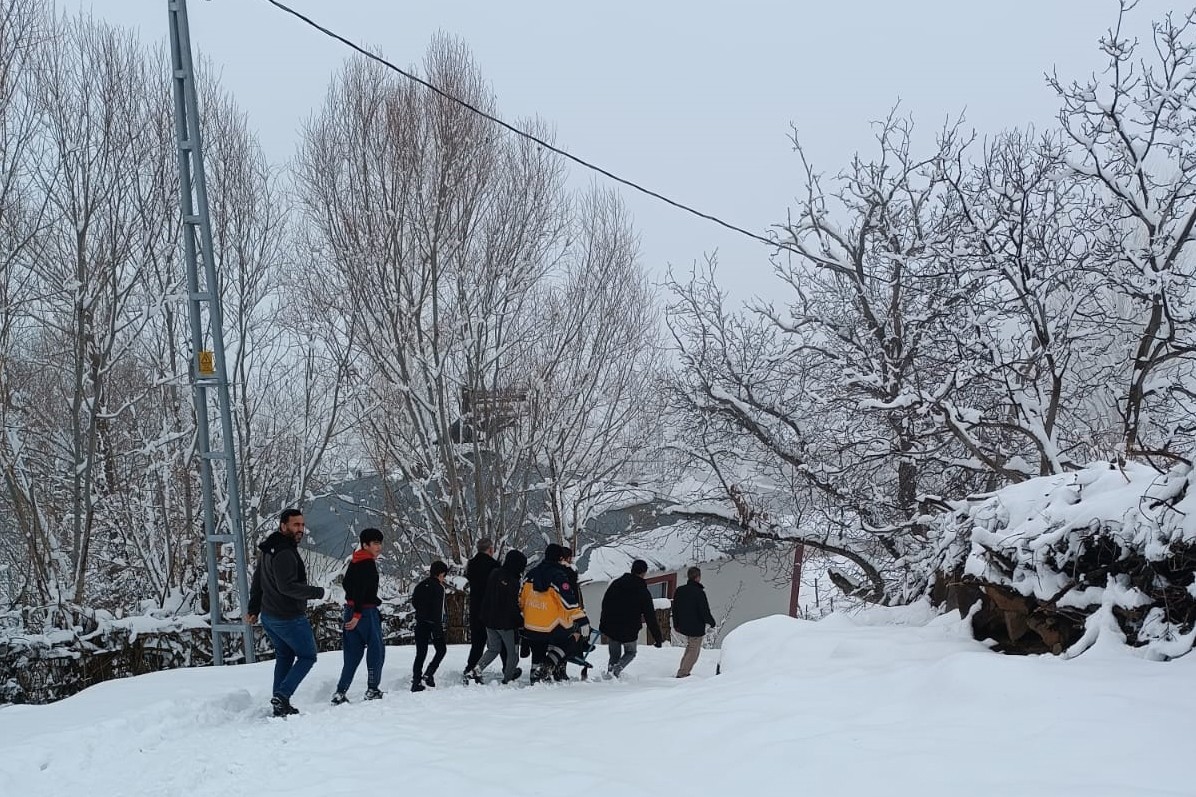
261 0 795 259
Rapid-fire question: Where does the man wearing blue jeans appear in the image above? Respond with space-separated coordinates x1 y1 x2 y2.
246 509 326 717
331 528 386 704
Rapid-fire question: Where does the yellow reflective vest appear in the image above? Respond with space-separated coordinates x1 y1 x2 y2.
519 564 585 634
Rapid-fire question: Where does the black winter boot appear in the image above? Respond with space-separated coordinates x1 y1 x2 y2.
271 694 299 717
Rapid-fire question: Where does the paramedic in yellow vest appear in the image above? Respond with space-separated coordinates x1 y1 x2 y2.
519 543 589 683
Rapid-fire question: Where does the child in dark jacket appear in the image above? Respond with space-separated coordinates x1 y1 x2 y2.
410 560 449 691
331 528 386 704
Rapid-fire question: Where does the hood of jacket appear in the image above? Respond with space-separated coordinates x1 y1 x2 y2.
350 547 375 564
258 531 296 555
528 559 566 591
502 549 527 576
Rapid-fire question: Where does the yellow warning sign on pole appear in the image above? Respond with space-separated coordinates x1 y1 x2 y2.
198 350 215 376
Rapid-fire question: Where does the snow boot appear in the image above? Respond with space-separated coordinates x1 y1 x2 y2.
330 691 349 706
271 694 299 717
423 672 437 688
463 667 483 685
411 677 426 693
364 688 384 701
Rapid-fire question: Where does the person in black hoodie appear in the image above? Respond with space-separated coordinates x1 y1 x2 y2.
599 559 664 677
672 566 717 678
463 538 501 680
410 560 449 692
246 509 326 717
331 527 386 705
550 547 583 681
466 549 527 684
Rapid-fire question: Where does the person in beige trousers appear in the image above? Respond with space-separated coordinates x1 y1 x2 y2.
671 567 716 677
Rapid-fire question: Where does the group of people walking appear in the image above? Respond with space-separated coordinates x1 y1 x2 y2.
246 509 717 718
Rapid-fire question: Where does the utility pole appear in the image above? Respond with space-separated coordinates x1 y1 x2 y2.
167 0 255 665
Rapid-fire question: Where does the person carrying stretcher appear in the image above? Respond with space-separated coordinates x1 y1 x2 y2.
519 543 590 684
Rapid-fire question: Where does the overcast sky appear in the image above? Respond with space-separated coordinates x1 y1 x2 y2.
66 0 1187 301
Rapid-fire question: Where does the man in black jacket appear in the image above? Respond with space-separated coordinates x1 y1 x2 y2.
672 566 716 678
246 509 326 716
463 538 501 681
467 549 527 684
410 560 449 692
331 527 386 705
599 559 663 677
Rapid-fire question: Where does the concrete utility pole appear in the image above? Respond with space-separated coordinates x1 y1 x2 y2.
167 0 255 665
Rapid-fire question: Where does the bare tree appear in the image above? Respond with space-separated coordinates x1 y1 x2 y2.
936 129 1107 480
1050 2 1196 463
667 115 977 601
296 39 568 562
0 0 48 608
0 14 169 616
201 80 347 543
525 188 665 553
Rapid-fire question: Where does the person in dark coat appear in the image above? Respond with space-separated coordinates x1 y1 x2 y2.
599 559 663 677
672 566 717 678
331 527 386 705
467 549 527 684
550 547 583 681
463 538 502 680
410 560 449 692
246 508 326 717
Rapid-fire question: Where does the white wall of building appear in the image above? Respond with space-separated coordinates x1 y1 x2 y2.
581 554 793 645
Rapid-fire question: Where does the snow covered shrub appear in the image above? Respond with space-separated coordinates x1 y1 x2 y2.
905 462 1196 659
0 598 417 704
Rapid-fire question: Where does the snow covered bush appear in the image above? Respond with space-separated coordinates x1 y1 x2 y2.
0 598 416 705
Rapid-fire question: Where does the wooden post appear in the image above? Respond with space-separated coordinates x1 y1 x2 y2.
788 544 805 618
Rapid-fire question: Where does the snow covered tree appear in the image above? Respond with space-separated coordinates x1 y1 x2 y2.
2 14 171 617
525 188 665 552
1050 2 1196 465
934 128 1109 481
0 0 47 609
295 40 666 566
667 115 978 601
295 39 567 562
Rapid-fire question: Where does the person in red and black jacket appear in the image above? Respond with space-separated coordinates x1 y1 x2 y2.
331 528 386 705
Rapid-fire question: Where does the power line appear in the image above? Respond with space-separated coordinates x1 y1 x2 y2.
260 0 793 259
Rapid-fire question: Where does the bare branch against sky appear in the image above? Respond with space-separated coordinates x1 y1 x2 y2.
65 0 1183 300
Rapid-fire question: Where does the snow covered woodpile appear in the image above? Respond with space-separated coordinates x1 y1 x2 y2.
912 462 1196 659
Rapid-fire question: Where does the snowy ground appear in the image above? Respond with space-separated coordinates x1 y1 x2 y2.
2 606 1191 797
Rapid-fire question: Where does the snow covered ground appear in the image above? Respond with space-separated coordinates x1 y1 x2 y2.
2 605 1191 796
